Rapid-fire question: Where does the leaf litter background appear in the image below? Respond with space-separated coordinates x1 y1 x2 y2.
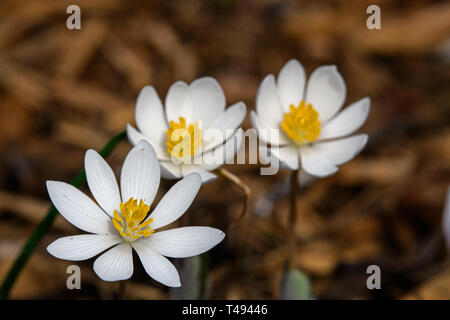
0 0 449 299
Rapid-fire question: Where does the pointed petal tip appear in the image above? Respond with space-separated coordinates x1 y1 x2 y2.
200 172 217 184
168 278 182 288
361 133 369 145
286 58 299 63
313 166 338 178
218 229 226 242
172 80 188 87
84 148 100 165
140 84 155 91
121 137 161 204
322 64 337 71
208 227 226 243
135 138 152 149
46 242 56 257
353 133 369 151
261 73 276 85
284 58 303 69
183 172 202 187
358 97 371 111
45 180 56 189
133 138 159 161
46 180 63 196
191 76 220 86
235 101 247 112
256 73 276 102
136 85 158 104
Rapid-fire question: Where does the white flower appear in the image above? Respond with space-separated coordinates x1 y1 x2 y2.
127 77 247 184
251 59 370 177
46 140 225 286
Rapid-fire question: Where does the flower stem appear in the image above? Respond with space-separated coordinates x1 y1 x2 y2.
116 281 127 300
287 169 299 268
0 131 127 300
214 168 251 229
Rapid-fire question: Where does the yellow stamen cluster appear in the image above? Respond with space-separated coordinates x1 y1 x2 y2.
166 116 203 159
280 101 321 144
112 198 154 242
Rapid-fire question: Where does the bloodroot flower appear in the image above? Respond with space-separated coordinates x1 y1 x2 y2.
251 59 370 177
46 140 225 286
127 77 246 184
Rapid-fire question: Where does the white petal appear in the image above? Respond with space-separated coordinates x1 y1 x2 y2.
135 86 168 151
47 234 121 261
46 181 111 234
442 186 450 249
93 243 133 281
181 165 217 184
256 74 284 128
84 149 121 217
142 226 225 258
166 81 193 124
277 59 306 112
204 101 246 153
126 123 146 145
300 146 338 177
213 102 246 132
250 111 290 146
189 77 226 128
148 173 201 229
259 145 299 170
314 134 368 165
319 97 370 140
127 124 170 161
132 241 180 287
201 129 243 171
120 140 160 205
224 129 244 164
305 65 347 122
160 161 182 179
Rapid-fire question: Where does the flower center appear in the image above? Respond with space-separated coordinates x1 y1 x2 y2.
166 116 203 160
280 101 321 145
112 198 154 242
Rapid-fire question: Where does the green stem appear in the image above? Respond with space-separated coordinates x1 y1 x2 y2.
287 169 299 269
116 280 127 300
214 168 250 229
198 253 209 300
0 131 127 299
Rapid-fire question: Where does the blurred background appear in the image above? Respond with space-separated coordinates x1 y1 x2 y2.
0 0 449 299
